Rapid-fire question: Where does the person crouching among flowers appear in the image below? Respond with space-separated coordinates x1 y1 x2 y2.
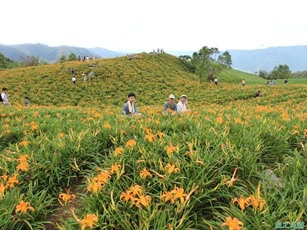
122 93 141 116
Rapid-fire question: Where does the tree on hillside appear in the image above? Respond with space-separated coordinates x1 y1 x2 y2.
0 53 14 69
179 55 192 61
68 53 77 61
269 64 291 79
258 70 269 79
20 55 40 66
59 55 67 63
178 55 196 72
191 46 231 82
217 51 232 68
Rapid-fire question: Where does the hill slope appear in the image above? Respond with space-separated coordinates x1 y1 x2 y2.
1 53 305 115
0 53 277 107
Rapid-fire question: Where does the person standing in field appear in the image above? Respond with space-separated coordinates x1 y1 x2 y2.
164 94 177 114
24 97 30 106
1 88 10 106
72 75 76 84
122 93 141 116
214 77 218 85
82 72 87 81
177 95 188 113
242 79 246 86
284 79 288 85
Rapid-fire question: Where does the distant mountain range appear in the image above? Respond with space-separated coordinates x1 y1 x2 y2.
0 43 124 63
227 46 307 73
0 44 306 72
169 46 307 72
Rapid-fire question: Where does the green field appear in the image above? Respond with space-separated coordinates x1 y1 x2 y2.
0 54 306 230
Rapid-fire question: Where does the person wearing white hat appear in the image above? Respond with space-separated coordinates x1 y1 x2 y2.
163 94 177 113
177 95 188 113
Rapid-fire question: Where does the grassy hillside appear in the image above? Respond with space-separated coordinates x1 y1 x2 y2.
0 53 267 107
0 53 306 229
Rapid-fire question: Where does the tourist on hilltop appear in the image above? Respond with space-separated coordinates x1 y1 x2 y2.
242 79 246 86
1 88 10 106
122 93 141 116
177 95 189 113
214 77 218 85
163 94 177 114
24 97 30 106
72 75 76 84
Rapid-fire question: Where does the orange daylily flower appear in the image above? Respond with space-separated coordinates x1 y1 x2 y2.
143 127 152 134
31 124 39 131
130 185 143 196
0 183 6 194
80 214 99 230
140 168 152 179
16 161 29 172
18 155 28 162
161 187 187 204
164 142 177 155
19 140 29 147
165 164 180 175
144 133 156 142
6 175 19 188
114 147 124 156
95 170 111 184
71 208 98 230
15 200 35 214
161 191 174 203
232 195 250 211
126 140 136 148
120 190 134 203
16 155 29 172
59 189 76 203
156 132 165 138
216 116 223 124
134 195 151 208
222 216 243 230
104 123 111 129
173 187 187 204
245 183 266 211
87 181 103 194
109 163 121 174
120 130 127 135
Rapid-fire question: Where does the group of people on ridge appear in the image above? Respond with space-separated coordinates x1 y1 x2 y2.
121 93 189 116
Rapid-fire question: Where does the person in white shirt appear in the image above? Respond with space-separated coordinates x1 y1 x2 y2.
1 88 10 106
72 76 76 84
177 95 188 113
82 73 87 81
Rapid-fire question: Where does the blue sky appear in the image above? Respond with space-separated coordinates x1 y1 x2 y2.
1 0 307 52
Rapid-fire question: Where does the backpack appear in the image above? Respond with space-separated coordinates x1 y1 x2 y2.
0 94 3 102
